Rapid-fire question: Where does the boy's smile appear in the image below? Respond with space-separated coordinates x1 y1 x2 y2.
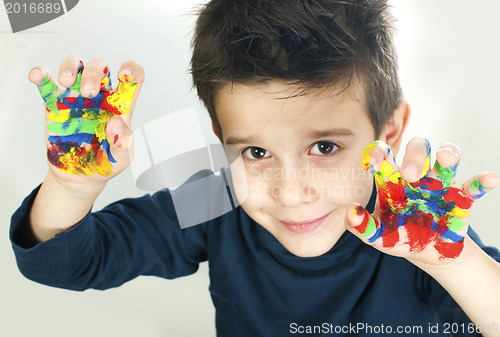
215 80 377 257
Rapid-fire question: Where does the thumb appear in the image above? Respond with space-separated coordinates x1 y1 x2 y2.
345 203 381 244
105 116 134 167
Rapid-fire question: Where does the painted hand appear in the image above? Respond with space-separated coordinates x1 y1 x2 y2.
345 138 498 264
29 56 144 178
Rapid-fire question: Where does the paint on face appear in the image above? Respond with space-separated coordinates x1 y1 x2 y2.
37 68 137 176
358 141 473 260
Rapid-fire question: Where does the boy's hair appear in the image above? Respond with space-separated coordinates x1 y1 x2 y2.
191 0 402 138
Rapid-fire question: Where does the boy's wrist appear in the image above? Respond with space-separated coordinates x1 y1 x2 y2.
410 236 500 329
408 235 491 281
28 170 107 243
47 169 107 199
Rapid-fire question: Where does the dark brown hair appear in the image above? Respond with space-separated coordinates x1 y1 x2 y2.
191 0 402 138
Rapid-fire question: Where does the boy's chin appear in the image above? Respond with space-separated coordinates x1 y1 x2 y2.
283 234 343 258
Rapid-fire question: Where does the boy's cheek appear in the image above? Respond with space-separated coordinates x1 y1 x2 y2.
234 179 267 207
313 165 373 204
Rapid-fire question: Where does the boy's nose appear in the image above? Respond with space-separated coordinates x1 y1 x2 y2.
269 166 319 207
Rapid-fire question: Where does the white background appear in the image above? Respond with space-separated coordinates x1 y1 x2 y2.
1 1 499 336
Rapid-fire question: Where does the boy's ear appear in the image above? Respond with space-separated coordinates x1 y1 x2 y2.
212 120 222 142
380 100 411 156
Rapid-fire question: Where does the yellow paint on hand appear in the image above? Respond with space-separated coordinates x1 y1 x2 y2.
361 141 379 170
449 207 469 218
107 74 138 115
421 154 430 178
47 109 72 123
58 147 112 176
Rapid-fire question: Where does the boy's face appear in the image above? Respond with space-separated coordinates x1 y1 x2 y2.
215 81 377 257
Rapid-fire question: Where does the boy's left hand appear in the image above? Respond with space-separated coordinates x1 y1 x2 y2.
345 137 498 265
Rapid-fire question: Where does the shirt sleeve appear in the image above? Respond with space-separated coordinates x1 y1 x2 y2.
9 185 209 291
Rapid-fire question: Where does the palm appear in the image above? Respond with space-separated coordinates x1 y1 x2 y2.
37 65 138 179
352 141 491 264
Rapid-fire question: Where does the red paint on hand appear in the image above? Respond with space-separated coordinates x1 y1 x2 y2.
443 188 473 209
354 209 370 234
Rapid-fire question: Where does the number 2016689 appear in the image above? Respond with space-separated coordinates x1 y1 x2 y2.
5 2 62 14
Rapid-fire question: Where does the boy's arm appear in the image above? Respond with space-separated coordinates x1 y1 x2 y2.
28 170 105 243
11 182 209 290
25 55 143 244
345 138 500 336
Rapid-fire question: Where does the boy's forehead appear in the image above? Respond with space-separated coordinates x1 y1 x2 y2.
214 79 367 123
214 79 373 144
215 79 365 103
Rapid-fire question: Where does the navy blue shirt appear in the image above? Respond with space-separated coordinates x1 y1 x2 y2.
10 182 500 336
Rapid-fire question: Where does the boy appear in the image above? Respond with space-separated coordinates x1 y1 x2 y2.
10 0 500 336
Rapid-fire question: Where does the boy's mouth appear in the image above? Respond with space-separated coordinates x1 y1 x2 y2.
278 212 331 234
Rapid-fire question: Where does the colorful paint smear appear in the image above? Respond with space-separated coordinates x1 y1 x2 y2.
356 141 485 260
37 67 138 176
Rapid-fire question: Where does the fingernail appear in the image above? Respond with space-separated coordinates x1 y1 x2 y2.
121 68 132 77
83 81 95 90
350 204 366 220
30 69 41 75
29 69 45 84
60 70 73 78
404 163 419 178
354 205 365 216
439 145 457 157
120 69 133 82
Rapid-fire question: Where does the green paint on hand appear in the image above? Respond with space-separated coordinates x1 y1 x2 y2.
37 75 58 112
434 161 457 188
447 216 466 232
360 216 377 237
47 120 102 135
470 179 482 192
70 71 82 92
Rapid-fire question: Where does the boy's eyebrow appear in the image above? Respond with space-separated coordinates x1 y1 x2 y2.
304 128 354 139
224 135 259 145
224 128 354 145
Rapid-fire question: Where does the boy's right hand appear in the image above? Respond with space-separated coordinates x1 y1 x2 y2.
28 55 144 186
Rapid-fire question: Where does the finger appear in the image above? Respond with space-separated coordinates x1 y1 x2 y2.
400 137 431 182
58 55 84 89
104 116 135 167
462 171 498 200
118 61 145 84
29 67 60 113
80 57 110 98
108 61 145 124
345 204 382 244
101 65 112 91
429 143 461 188
361 140 399 187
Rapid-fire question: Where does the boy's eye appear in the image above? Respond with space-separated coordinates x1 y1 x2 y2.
309 141 339 156
242 147 270 160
